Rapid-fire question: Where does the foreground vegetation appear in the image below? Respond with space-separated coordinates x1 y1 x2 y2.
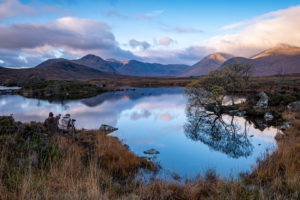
0 110 299 199
1 64 300 199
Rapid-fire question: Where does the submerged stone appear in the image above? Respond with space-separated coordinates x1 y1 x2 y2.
144 148 160 155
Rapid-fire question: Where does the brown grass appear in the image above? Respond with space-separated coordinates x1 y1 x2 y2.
1 72 300 199
0 124 155 200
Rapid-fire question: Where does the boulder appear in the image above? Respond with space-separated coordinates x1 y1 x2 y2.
228 110 246 117
253 119 268 131
255 92 268 109
287 101 300 112
264 112 274 121
281 122 291 131
99 124 118 134
144 148 160 155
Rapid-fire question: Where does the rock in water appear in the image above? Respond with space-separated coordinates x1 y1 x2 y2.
144 148 160 155
255 92 268 108
287 101 300 112
264 112 274 121
99 124 118 134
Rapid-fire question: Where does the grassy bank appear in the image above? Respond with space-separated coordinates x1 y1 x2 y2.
15 80 106 100
0 116 155 199
0 107 299 199
1 74 300 199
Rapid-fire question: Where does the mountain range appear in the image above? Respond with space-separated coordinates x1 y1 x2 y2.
220 44 300 76
0 44 300 82
37 54 192 77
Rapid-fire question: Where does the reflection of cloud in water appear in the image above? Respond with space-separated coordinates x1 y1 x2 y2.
160 113 173 122
0 88 280 178
137 138 154 145
222 96 246 106
130 110 151 120
0 89 185 130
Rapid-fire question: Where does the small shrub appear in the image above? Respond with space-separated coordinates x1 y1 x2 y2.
0 116 17 135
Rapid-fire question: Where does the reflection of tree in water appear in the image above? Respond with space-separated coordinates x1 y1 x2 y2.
184 95 254 159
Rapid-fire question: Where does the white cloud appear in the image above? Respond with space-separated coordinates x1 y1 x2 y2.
134 45 214 65
18 55 28 63
0 17 137 67
129 39 150 50
0 59 4 64
209 5 300 57
220 21 248 30
136 10 164 21
159 37 175 46
0 0 37 22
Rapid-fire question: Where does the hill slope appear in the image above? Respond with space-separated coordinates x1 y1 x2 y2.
117 60 191 77
36 55 191 77
184 53 234 76
0 61 120 83
221 44 300 76
73 54 116 72
37 55 116 73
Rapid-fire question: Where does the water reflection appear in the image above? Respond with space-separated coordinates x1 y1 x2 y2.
184 104 253 158
0 88 278 178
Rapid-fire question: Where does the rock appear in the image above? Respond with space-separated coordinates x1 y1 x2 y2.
287 101 300 112
254 120 268 131
228 110 246 116
264 112 274 121
143 148 160 155
255 92 268 109
237 111 247 117
281 122 291 131
99 124 118 134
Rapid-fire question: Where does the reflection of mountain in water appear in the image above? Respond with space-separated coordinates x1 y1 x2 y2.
81 88 184 107
184 95 254 158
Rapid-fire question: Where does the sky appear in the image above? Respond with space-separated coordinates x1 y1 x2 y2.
0 0 300 67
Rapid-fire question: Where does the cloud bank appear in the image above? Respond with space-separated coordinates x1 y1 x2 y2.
0 0 36 22
208 5 300 57
1 2 300 68
0 17 136 67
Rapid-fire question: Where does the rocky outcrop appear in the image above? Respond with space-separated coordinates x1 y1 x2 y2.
100 124 118 134
255 92 268 109
264 113 274 121
281 122 292 131
287 101 300 112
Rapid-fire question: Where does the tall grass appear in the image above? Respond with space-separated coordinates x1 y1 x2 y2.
0 111 300 199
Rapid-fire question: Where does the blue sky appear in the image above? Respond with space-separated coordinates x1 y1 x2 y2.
0 0 300 67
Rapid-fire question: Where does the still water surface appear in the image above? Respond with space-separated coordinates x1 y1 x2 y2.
0 88 278 179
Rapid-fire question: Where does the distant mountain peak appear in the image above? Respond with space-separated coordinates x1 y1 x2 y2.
207 52 234 62
183 52 234 77
251 44 300 59
80 54 104 61
36 58 67 67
